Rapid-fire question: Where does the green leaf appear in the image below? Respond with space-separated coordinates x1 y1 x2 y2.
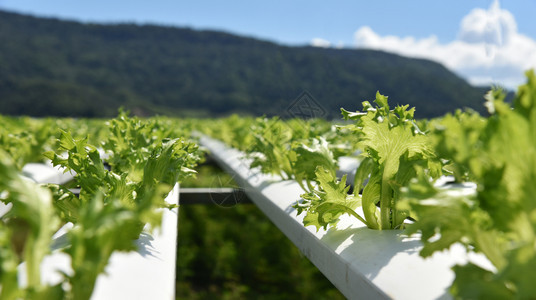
247 117 294 179
292 137 337 192
450 263 513 299
46 184 81 223
0 150 59 296
359 111 430 181
297 166 363 231
402 71 536 298
360 170 381 229
353 156 374 195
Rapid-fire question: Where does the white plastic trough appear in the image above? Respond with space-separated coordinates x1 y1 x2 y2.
29 184 180 300
2 163 179 300
199 135 490 300
22 161 75 185
94 183 179 299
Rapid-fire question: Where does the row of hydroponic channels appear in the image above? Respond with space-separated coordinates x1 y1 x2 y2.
1 70 535 299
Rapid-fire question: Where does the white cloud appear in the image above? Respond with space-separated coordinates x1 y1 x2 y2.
353 0 536 89
458 0 516 46
310 38 331 48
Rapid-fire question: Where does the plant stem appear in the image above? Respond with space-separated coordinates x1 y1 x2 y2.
25 237 40 289
380 171 392 229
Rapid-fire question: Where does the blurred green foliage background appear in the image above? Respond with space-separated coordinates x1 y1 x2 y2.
176 163 345 299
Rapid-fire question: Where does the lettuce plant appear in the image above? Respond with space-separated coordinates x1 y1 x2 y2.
296 92 440 230
399 70 536 298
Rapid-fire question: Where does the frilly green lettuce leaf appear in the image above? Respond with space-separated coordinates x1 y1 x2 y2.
298 166 363 231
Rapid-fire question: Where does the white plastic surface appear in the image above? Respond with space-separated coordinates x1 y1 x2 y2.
0 202 11 218
15 184 180 300
200 136 489 300
22 162 74 184
91 184 179 300
336 155 361 185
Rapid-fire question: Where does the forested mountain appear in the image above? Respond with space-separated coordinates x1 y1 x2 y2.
0 10 490 118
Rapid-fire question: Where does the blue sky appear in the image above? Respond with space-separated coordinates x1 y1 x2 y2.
1 0 535 89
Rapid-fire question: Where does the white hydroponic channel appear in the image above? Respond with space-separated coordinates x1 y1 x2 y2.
200 135 493 300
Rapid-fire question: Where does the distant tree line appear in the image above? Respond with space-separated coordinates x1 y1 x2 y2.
0 10 491 119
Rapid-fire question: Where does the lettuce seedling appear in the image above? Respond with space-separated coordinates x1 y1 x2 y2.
297 92 440 230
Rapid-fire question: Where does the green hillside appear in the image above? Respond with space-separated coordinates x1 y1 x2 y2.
0 10 490 118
